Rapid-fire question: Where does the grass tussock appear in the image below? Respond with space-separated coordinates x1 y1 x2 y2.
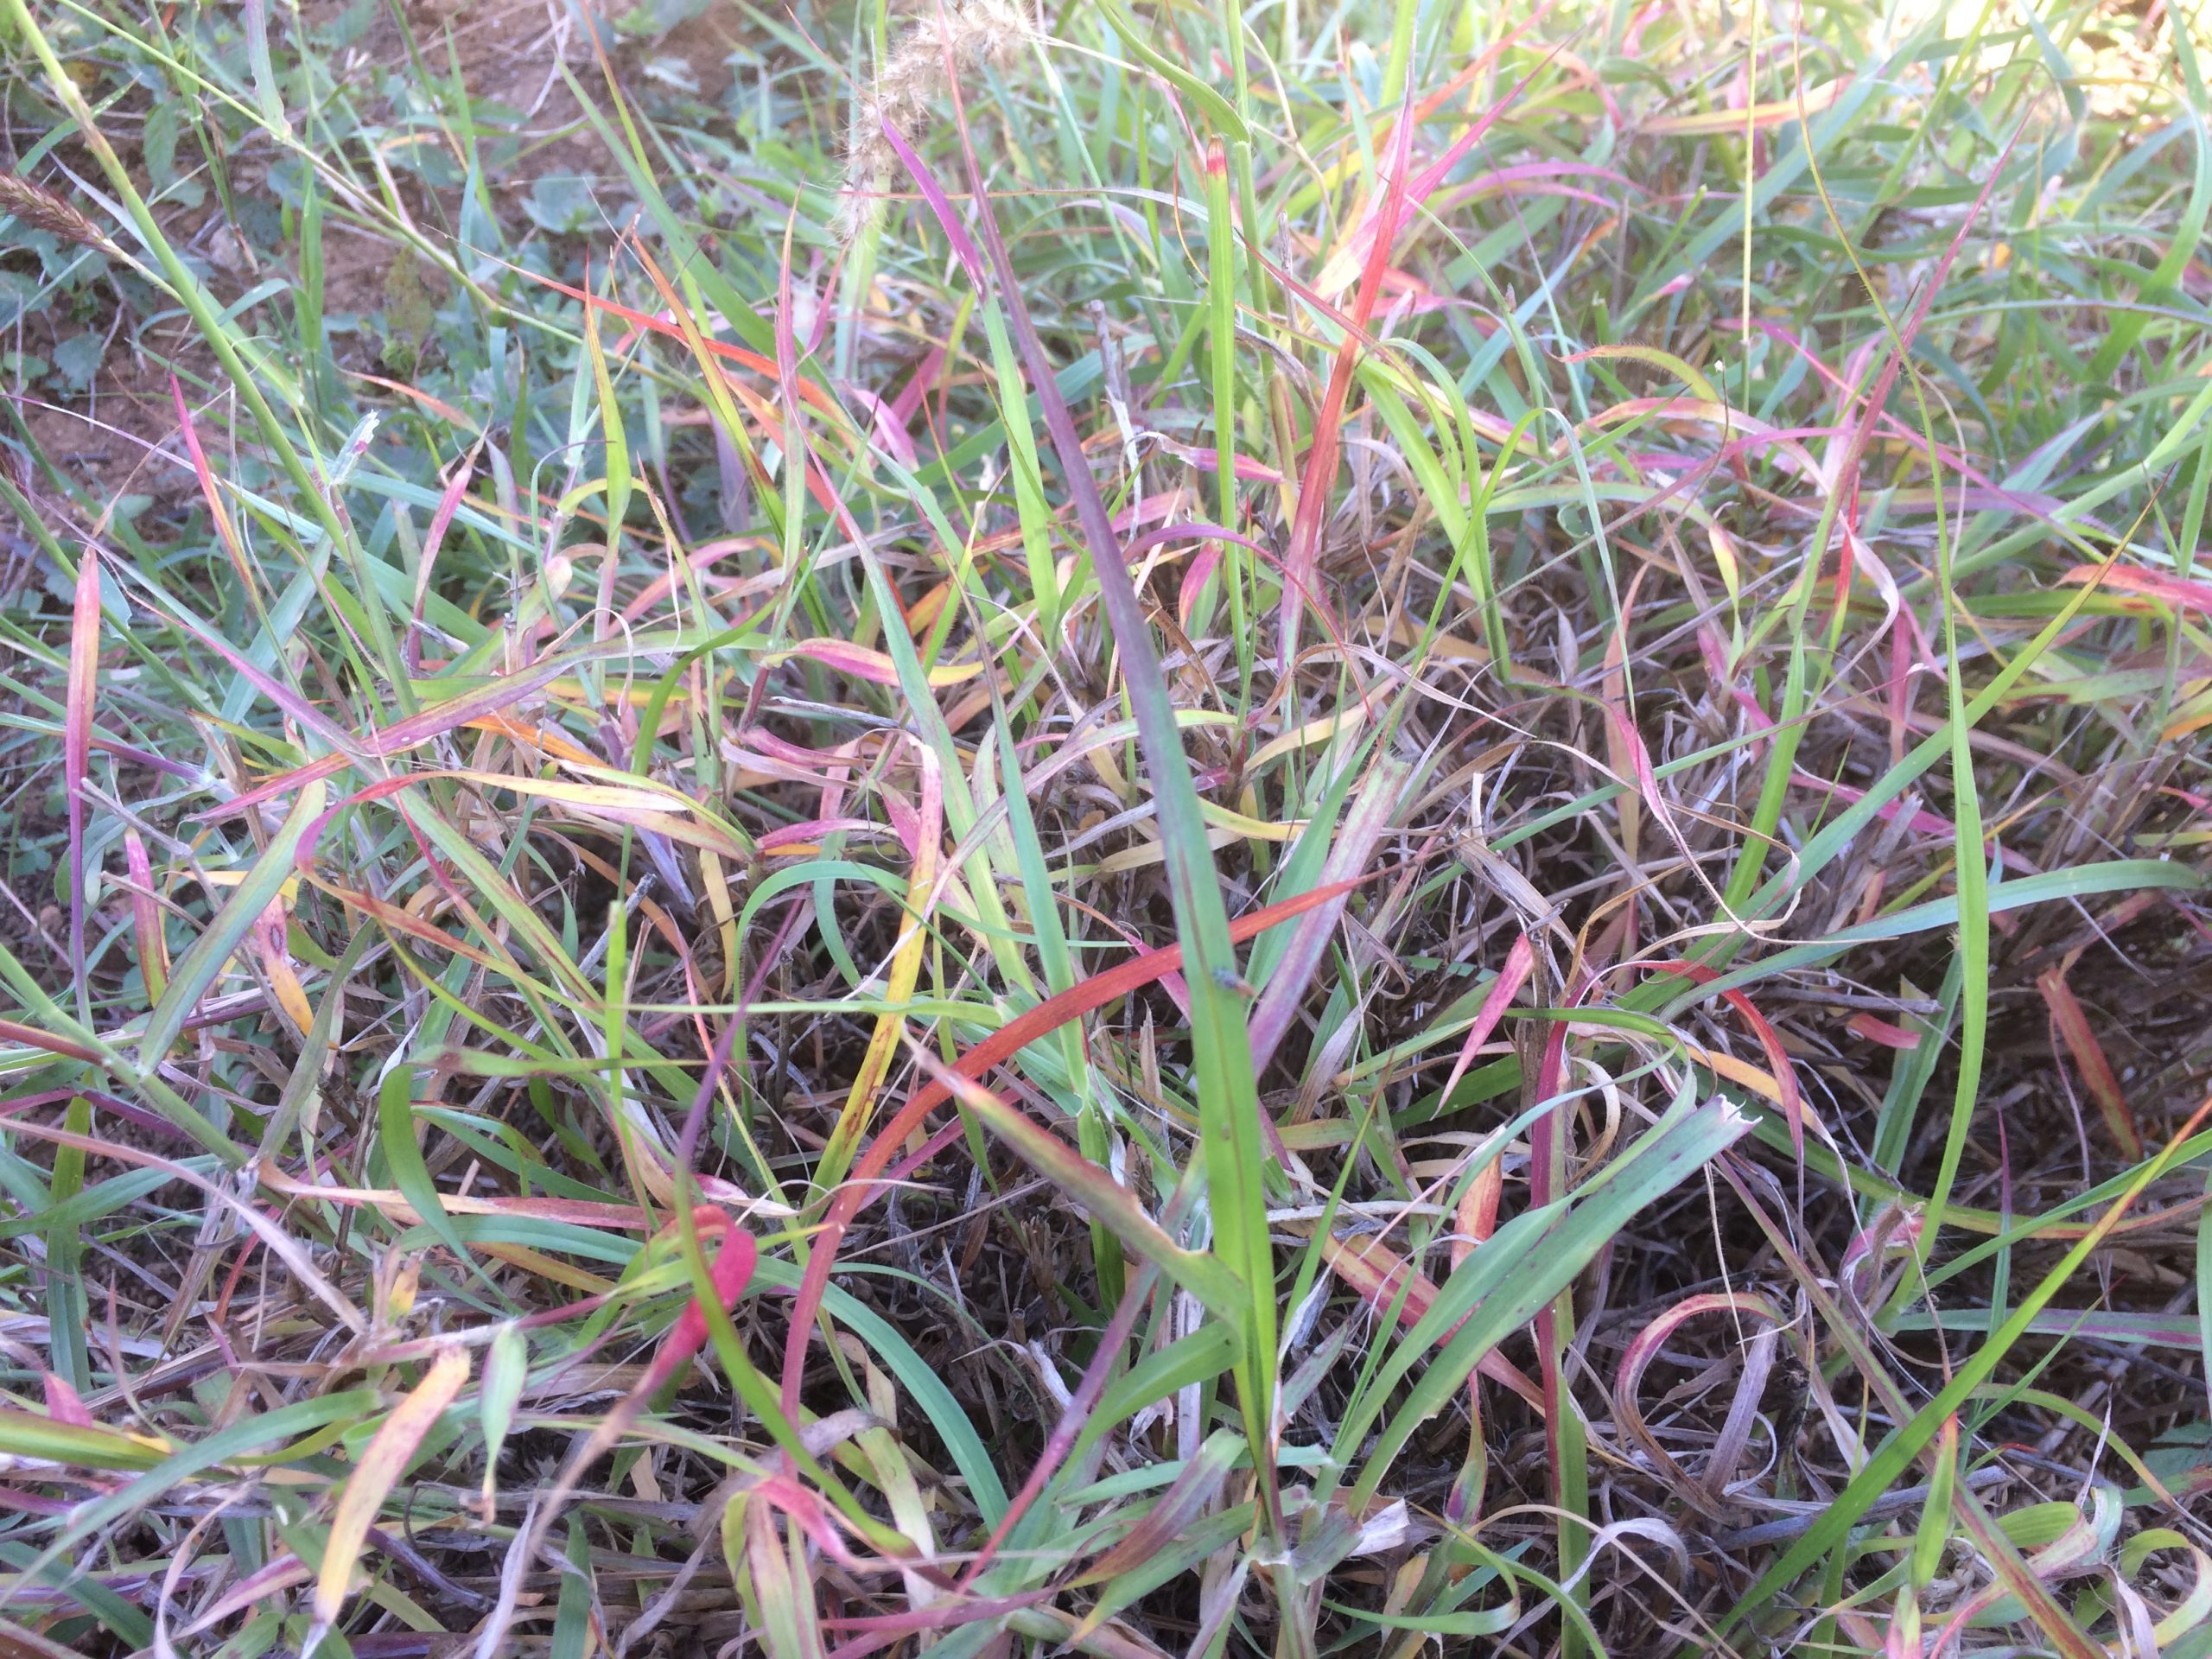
0 0 2209 1654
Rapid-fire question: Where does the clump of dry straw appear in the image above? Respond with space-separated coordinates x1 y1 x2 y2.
838 0 1040 243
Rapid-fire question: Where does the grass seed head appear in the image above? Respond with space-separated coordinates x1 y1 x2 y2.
838 0 1040 243
0 171 122 259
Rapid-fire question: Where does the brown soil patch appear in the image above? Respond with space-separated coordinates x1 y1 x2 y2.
8 341 202 526
1 0 746 566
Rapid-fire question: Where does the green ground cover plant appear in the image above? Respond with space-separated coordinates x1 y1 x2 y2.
0 0 2209 1652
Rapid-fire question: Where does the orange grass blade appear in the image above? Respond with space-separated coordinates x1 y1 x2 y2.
309 1345 471 1642
2037 961 2144 1159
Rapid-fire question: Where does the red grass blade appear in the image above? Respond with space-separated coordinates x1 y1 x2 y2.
779 875 1368 1418
1613 1290 1789 1513
64 550 100 1020
1848 1012 1921 1050
491 253 841 417
1319 1230 1543 1408
877 118 986 288
2057 563 2212 615
641 1212 757 1392
169 375 259 601
1643 960 1811 1166
2037 961 2144 1160
1436 932 1535 1109
407 441 482 674
0 1020 100 1064
119 829 167 1004
1277 75 1414 665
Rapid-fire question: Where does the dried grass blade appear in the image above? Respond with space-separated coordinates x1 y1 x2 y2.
308 1345 471 1639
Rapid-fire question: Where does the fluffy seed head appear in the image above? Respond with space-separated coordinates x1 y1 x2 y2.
838 0 1041 244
